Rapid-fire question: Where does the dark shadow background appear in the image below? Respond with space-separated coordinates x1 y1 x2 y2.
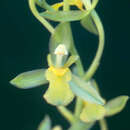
0 0 130 130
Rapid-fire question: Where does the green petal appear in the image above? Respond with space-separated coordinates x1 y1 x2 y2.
44 70 74 106
38 116 51 130
105 95 129 116
81 14 98 35
10 69 48 89
64 55 78 68
47 54 53 67
49 23 72 64
80 102 106 122
40 11 87 22
69 75 105 105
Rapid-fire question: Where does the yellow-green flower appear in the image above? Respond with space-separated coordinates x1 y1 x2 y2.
10 44 78 106
80 96 129 123
43 44 78 106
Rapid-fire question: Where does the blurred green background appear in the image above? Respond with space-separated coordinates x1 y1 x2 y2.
0 0 130 130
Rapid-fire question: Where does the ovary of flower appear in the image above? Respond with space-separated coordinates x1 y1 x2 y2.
52 0 83 11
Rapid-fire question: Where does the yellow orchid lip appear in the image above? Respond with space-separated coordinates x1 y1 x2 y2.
44 65 74 106
48 66 69 77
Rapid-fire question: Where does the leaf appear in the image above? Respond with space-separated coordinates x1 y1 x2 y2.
69 75 105 105
49 23 73 64
81 14 98 35
40 11 87 22
38 116 51 130
10 69 48 89
105 96 129 116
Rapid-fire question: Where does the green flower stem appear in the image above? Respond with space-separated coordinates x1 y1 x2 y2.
99 119 108 130
74 97 83 117
83 10 105 81
57 106 77 124
28 0 55 34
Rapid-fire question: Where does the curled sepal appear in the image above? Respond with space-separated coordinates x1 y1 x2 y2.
80 102 106 122
69 75 105 105
81 14 98 35
52 126 62 130
10 69 48 89
38 116 51 130
40 11 87 22
44 68 74 106
105 95 129 116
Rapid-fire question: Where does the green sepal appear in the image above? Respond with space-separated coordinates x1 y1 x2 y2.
10 69 48 89
69 75 105 105
68 120 94 130
105 95 129 116
81 14 98 35
38 116 51 130
40 11 87 22
64 55 78 68
49 23 72 64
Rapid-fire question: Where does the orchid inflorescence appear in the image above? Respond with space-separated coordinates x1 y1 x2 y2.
10 0 128 130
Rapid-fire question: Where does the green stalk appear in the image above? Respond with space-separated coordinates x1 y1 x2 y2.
57 106 77 124
28 0 54 34
83 10 105 80
99 119 108 130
